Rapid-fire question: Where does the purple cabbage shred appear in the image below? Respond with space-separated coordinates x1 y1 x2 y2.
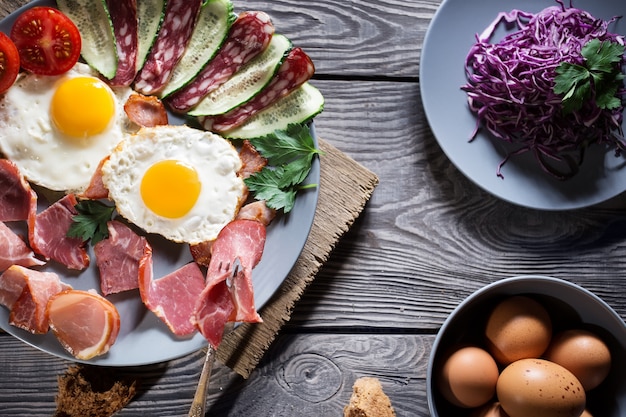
462 0 626 179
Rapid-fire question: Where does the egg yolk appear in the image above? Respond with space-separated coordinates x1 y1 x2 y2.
141 160 202 218
50 76 116 138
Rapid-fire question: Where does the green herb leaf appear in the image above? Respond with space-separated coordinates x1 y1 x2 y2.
244 123 322 213
553 39 626 114
66 200 115 244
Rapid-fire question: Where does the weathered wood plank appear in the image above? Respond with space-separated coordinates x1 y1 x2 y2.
0 333 433 416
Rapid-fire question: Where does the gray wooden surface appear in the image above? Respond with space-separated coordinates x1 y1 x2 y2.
2 0 626 416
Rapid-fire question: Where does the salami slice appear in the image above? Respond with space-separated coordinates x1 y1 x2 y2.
167 11 275 113
199 47 315 133
106 0 139 86
133 0 203 95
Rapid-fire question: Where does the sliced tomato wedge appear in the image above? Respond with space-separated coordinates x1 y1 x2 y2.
0 31 19 93
10 6 81 76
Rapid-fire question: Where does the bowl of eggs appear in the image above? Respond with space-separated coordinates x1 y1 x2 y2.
427 275 626 417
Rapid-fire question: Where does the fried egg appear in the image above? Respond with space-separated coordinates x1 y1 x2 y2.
102 125 245 244
0 63 136 193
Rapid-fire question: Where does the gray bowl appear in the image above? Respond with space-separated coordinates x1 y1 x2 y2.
427 276 626 417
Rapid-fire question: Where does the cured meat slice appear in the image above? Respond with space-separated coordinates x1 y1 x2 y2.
48 289 121 360
94 221 148 295
29 194 90 270
77 156 109 200
199 47 315 133
138 244 206 336
0 222 45 272
238 140 267 179
167 11 275 113
194 219 266 347
236 201 276 226
106 0 139 86
189 240 213 268
0 265 70 334
124 93 169 127
0 159 37 222
133 0 203 95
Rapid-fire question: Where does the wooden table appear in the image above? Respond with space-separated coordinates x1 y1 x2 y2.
1 0 626 415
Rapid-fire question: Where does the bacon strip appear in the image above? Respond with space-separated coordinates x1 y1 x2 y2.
199 47 315 133
29 194 90 271
0 159 37 222
194 219 266 347
138 244 206 336
124 93 169 127
106 0 139 86
0 222 45 272
167 11 275 113
77 156 110 200
0 265 70 334
133 0 203 95
94 221 147 296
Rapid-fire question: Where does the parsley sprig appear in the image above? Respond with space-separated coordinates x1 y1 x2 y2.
245 124 323 213
554 38 626 114
67 200 115 244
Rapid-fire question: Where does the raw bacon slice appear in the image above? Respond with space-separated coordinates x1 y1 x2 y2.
124 93 169 127
94 221 147 296
106 0 139 86
138 244 206 336
0 159 37 222
0 265 70 334
194 219 266 347
167 11 275 113
0 222 44 272
133 0 203 95
199 47 315 133
29 194 90 270
47 289 121 360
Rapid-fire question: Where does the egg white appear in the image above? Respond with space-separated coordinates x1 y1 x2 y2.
102 125 245 244
0 63 136 193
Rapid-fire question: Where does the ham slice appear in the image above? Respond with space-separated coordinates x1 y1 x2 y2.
194 219 266 347
0 222 45 271
138 244 206 336
0 265 70 334
29 194 90 270
94 221 148 295
0 159 37 222
47 289 120 360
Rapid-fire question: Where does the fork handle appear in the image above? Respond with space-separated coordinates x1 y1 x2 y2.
188 345 216 417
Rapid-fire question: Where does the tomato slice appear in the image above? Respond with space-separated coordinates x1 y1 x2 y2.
0 31 19 93
10 6 81 76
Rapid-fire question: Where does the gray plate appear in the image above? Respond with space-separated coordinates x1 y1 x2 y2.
0 0 320 366
420 0 626 210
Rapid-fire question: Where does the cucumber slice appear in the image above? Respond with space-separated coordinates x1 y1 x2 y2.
188 33 292 117
136 0 166 72
159 0 234 98
222 82 325 139
56 0 117 79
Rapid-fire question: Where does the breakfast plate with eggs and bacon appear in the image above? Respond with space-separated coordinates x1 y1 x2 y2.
0 0 323 366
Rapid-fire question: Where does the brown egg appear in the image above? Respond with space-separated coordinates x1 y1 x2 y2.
470 402 511 417
497 358 586 417
437 346 499 408
544 329 611 391
485 295 552 365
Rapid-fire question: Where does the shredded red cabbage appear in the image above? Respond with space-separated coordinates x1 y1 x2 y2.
462 0 626 179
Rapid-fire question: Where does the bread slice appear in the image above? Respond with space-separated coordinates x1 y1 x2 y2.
343 377 396 417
